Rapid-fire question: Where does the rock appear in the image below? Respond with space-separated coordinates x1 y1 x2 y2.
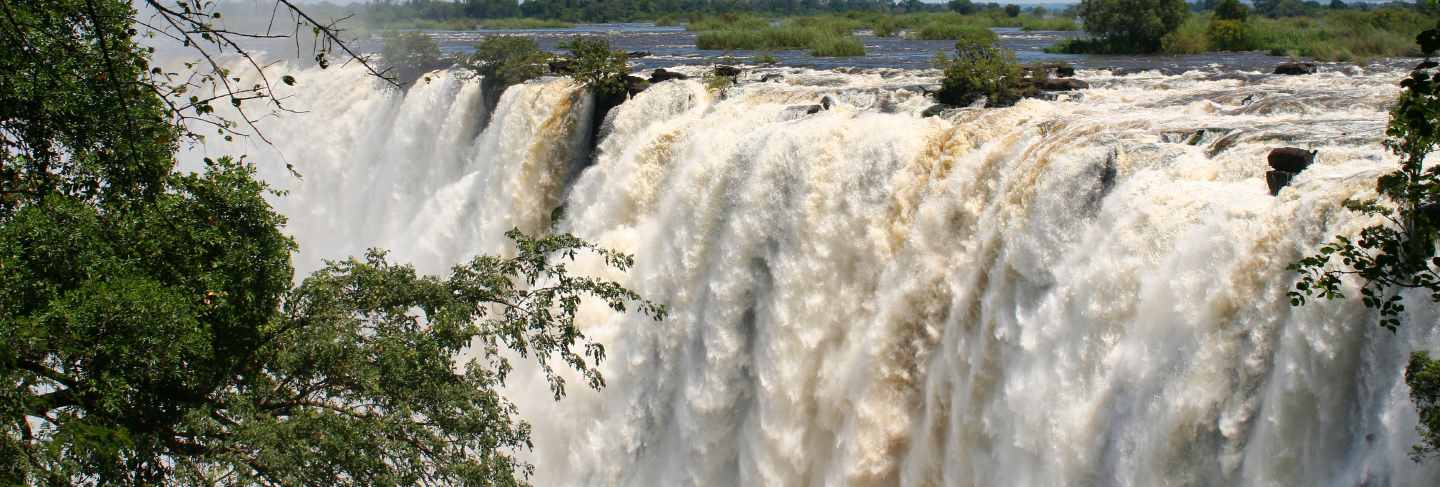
921 105 946 118
761 73 785 83
1274 62 1318 75
624 75 650 96
1037 78 1089 91
820 96 835 110
1056 65 1076 78
548 60 573 75
804 104 824 115
649 68 689 83
714 65 742 77
627 51 653 58
1266 170 1297 195
1268 147 1316 173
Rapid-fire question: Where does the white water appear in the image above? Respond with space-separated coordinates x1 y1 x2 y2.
184 63 1440 486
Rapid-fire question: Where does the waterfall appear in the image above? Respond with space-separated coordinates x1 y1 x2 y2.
182 63 1440 486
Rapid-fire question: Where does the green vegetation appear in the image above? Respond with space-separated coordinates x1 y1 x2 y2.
1054 4 1434 60
380 31 445 85
458 36 551 116
1288 24 1440 463
810 35 867 56
933 36 1026 108
1 0 661 484
910 23 999 41
559 37 631 96
366 17 575 30
1076 0 1190 53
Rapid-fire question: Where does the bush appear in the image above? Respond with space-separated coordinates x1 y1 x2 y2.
380 31 444 86
873 18 898 37
1206 19 1255 51
934 37 1026 107
1159 15 1210 54
1076 0 1189 53
810 36 866 57
1020 15 1080 31
1214 0 1250 21
559 37 629 96
459 36 550 117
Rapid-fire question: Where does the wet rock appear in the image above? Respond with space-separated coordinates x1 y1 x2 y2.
548 59 573 74
761 73 785 83
1266 170 1297 195
714 65 742 77
921 105 947 118
1037 78 1089 91
624 75 651 96
1274 62 1318 75
649 68 689 83
1268 147 1316 173
1056 65 1077 78
820 96 835 110
804 104 825 115
627 51 653 58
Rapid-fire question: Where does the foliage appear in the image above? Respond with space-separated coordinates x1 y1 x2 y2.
1076 0 1190 53
695 26 864 57
1288 20 1440 462
462 36 550 88
1 0 663 484
933 37 1025 108
1004 4 1022 18
1410 352 1440 460
810 36 866 56
1206 19 1256 51
380 31 445 86
1160 14 1211 54
1214 0 1250 21
559 37 631 97
910 23 997 41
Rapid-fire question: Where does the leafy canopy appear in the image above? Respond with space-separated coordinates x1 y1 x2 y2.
1288 20 1440 462
933 33 1025 108
1076 0 1189 52
0 0 663 485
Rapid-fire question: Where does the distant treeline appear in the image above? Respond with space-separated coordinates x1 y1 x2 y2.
360 0 1020 25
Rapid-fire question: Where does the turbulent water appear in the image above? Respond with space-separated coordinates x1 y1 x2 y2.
183 62 1440 486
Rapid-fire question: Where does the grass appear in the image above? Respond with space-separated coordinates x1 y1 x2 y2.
695 26 866 57
909 22 994 41
809 36 865 57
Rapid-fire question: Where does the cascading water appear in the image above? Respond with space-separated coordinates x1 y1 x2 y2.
183 62 1440 486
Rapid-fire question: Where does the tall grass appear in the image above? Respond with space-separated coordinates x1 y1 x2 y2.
695 26 866 57
809 36 865 57
909 22 993 41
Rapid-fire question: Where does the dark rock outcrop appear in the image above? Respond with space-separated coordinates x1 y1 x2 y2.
804 104 825 115
1056 65 1077 78
921 105 946 118
627 51 653 58
1273 62 1318 75
649 68 689 83
1268 147 1316 173
548 60 573 75
1266 147 1317 195
625 76 651 96
1036 78 1090 91
714 65 742 77
820 96 835 110
761 73 785 83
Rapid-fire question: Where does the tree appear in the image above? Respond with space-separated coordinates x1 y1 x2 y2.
1329 0 1348 9
933 33 1025 108
1076 0 1189 52
1213 0 1250 21
949 0 979 15
558 37 631 97
1004 4 1021 17
1289 23 1440 462
380 31 446 86
0 0 663 484
459 36 552 121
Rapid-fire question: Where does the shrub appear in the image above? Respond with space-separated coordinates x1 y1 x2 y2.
934 37 1025 107
1159 15 1210 54
559 37 629 96
1214 0 1250 21
655 15 678 27
459 36 550 116
1004 4 1021 17
1206 19 1255 51
810 36 866 57
1020 15 1080 31
380 31 444 86
873 18 898 37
